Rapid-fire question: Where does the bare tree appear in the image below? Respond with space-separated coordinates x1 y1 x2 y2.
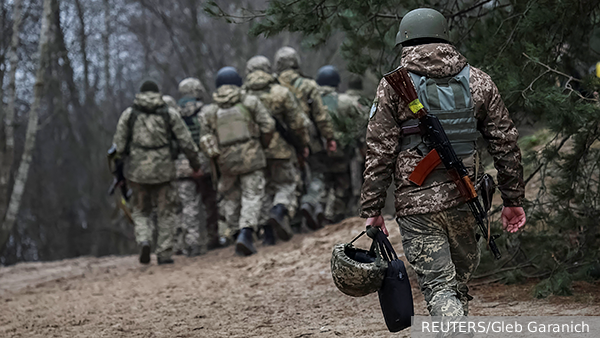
0 0 22 224
0 0 52 249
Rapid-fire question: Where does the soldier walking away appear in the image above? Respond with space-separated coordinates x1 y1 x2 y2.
274 47 337 230
112 81 203 265
361 8 526 317
199 67 275 256
244 56 310 245
342 75 371 215
316 65 368 223
175 78 220 256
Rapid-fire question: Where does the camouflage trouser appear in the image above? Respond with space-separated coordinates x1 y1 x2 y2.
300 151 326 206
219 170 265 234
300 171 327 207
174 179 207 253
130 181 181 259
324 170 351 221
397 204 480 316
259 159 298 224
198 176 219 248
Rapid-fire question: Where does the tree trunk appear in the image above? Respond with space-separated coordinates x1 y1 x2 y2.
74 0 90 104
0 0 52 250
103 0 111 101
0 0 23 225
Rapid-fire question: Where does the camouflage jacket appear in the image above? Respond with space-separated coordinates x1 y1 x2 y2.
278 69 335 153
198 85 275 176
175 98 212 178
340 89 370 146
360 43 524 218
113 92 201 184
244 70 309 159
319 86 369 150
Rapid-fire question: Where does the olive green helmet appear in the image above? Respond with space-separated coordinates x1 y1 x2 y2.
274 46 301 74
246 55 272 75
330 240 387 297
178 77 206 99
395 8 449 46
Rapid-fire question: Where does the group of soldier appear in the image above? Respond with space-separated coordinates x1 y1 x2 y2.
112 46 370 264
110 6 531 324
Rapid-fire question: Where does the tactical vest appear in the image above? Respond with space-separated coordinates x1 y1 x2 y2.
179 98 203 145
125 104 178 159
216 103 252 147
400 65 478 158
321 91 339 118
182 115 201 145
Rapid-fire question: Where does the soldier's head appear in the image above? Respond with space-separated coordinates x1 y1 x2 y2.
139 80 159 93
274 47 301 74
246 55 272 75
162 95 178 109
215 67 243 88
348 74 363 90
178 77 206 99
396 8 449 47
316 65 341 88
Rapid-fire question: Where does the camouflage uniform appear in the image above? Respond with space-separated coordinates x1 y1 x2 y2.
113 91 201 260
319 85 369 221
360 43 524 316
341 88 370 206
244 58 309 225
199 85 275 236
174 78 220 254
275 48 336 221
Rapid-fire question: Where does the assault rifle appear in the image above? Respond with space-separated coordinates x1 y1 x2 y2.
107 144 133 224
107 144 132 201
384 66 501 260
273 116 307 165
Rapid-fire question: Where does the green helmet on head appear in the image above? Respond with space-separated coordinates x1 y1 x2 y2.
246 55 272 75
395 8 449 46
274 46 301 74
178 77 206 99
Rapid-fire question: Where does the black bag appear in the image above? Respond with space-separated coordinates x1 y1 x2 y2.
368 227 414 332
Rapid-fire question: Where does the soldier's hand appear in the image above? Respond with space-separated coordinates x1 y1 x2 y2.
327 139 337 152
365 215 388 236
501 206 526 233
302 147 310 159
191 168 204 179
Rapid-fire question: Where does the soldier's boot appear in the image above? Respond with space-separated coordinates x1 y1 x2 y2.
187 244 207 257
268 204 293 241
207 238 221 251
300 202 321 230
315 203 329 227
262 224 276 246
157 257 174 265
139 241 151 265
235 227 257 256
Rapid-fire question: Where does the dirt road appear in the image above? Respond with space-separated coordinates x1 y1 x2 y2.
1 217 598 337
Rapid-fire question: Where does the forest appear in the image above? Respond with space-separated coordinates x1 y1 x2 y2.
0 0 599 298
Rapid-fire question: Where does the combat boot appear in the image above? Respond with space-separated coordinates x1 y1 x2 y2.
314 203 326 227
300 202 320 230
268 204 293 241
187 244 207 257
262 224 276 246
139 241 151 264
157 257 174 265
235 227 257 256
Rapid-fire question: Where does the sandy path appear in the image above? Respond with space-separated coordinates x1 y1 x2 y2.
1 217 598 337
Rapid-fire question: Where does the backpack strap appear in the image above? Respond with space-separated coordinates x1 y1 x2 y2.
124 108 141 155
125 104 178 159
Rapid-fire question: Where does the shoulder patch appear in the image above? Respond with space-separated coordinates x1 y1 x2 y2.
369 99 378 119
